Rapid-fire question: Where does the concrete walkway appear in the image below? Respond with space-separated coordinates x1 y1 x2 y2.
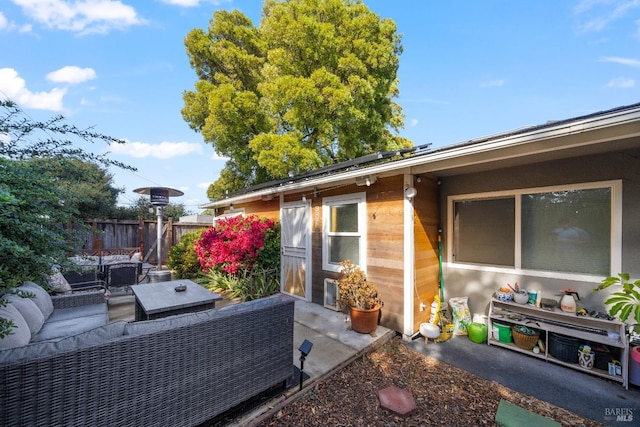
107 293 395 425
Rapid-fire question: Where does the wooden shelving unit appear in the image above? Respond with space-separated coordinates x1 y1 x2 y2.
488 298 628 389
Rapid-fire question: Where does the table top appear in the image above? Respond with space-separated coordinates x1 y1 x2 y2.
131 279 222 315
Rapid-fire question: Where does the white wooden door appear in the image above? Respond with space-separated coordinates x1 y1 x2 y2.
281 201 311 301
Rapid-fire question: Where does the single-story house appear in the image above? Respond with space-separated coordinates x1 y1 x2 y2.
201 102 640 337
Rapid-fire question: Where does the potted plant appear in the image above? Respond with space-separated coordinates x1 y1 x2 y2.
337 260 383 334
592 273 640 323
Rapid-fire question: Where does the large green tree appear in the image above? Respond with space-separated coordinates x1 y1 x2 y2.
112 196 193 221
182 0 411 200
31 158 123 220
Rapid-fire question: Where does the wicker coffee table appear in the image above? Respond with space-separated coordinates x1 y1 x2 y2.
131 279 222 321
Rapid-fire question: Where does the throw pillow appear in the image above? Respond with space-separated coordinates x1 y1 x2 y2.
5 294 45 339
17 282 54 320
46 272 72 294
130 252 142 263
0 303 31 349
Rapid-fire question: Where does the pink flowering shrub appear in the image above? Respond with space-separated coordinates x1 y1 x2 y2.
195 215 278 275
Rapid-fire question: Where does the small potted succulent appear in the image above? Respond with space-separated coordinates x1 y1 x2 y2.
592 273 640 323
337 260 383 334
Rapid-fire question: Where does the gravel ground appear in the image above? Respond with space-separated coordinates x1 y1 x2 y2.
256 336 605 427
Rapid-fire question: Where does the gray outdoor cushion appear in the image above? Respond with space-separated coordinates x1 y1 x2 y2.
0 321 127 363
0 304 31 350
33 313 109 342
47 303 107 323
4 294 45 339
17 282 54 320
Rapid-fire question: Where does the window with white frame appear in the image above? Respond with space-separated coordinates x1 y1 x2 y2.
322 193 367 272
450 181 621 277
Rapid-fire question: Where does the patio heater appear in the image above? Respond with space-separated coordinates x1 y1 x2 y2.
133 186 184 283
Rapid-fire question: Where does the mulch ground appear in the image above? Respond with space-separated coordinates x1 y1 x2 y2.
256 336 605 427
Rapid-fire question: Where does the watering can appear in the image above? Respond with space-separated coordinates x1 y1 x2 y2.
559 289 580 313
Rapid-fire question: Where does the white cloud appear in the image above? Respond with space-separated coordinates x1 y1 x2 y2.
46 66 97 83
197 182 211 189
11 0 147 35
160 0 231 7
0 10 31 32
410 119 419 127
0 68 66 111
600 56 640 68
161 0 201 6
606 77 636 88
109 140 204 159
480 79 505 88
574 0 640 32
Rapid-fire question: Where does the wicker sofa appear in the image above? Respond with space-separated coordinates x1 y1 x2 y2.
1 293 295 427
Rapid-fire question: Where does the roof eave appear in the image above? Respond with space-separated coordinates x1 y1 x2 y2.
200 103 640 209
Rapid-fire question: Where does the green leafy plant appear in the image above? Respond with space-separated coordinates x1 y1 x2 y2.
592 273 640 323
202 267 279 302
168 229 206 279
1 100 133 339
337 260 382 310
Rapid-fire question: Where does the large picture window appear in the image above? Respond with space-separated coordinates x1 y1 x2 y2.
450 181 620 277
322 193 366 272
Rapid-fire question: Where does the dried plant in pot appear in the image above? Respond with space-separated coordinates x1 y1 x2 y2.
337 260 383 334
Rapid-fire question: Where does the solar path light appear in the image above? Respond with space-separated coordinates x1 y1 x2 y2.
298 339 313 391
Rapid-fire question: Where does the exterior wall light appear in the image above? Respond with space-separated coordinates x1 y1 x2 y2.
355 175 377 187
405 186 417 199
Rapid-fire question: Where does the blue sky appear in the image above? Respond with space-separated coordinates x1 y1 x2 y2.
2 1 639 213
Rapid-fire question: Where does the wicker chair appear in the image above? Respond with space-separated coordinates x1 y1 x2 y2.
103 262 139 293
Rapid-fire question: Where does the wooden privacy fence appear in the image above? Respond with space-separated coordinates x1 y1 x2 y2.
69 219 211 265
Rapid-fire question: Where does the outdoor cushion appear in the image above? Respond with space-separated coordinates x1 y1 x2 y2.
69 255 98 266
0 303 31 350
0 321 127 364
46 272 72 294
33 313 109 342
17 282 54 320
47 303 107 323
102 254 130 264
4 294 45 339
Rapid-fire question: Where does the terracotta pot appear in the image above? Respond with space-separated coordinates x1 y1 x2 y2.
349 304 380 334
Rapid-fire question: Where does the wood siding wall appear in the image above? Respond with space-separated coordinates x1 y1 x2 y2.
225 173 440 334
233 199 281 220
286 176 408 332
412 174 441 332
